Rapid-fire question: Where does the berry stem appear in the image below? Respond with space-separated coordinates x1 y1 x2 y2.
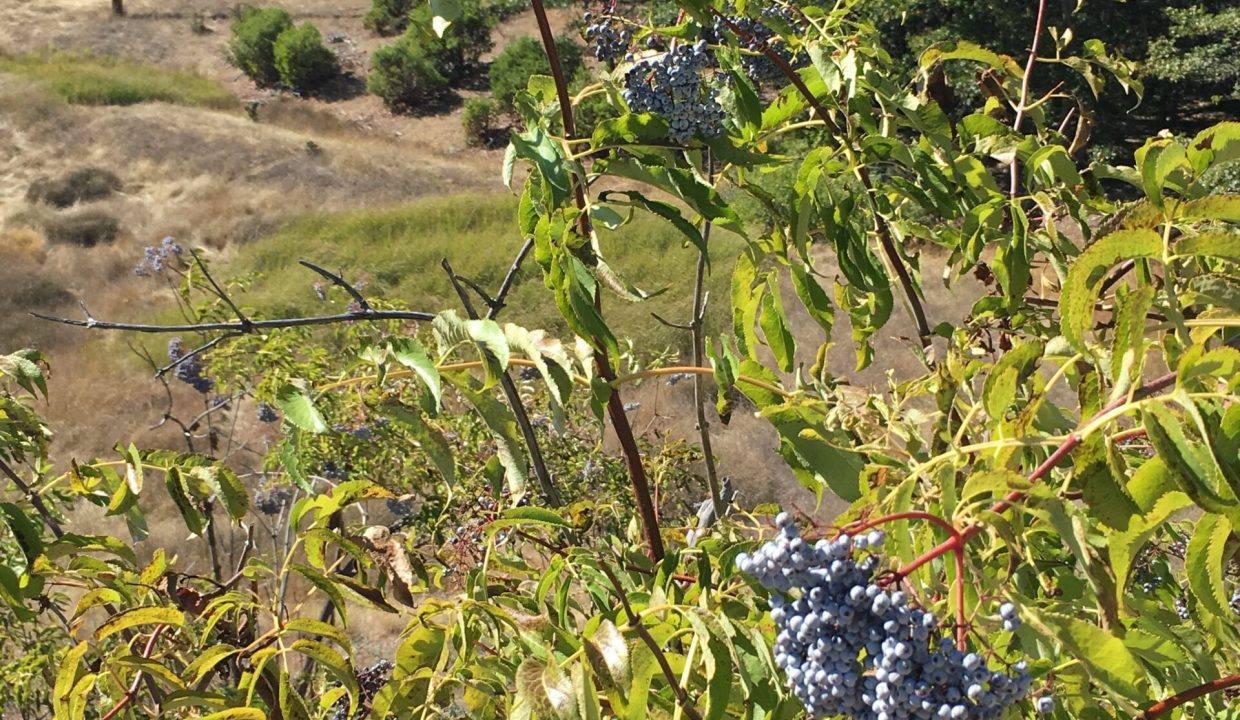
841 511 970 648
895 367 1181 579
843 511 961 540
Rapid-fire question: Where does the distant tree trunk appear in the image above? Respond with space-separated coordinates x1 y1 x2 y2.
111 0 124 15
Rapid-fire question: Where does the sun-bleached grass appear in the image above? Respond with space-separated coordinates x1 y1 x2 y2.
0 52 235 108
224 193 742 353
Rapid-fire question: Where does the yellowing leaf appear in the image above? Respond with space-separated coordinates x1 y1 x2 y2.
95 606 184 642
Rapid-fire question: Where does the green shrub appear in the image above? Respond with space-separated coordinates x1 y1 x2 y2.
367 34 449 112
488 35 582 112
43 209 120 247
408 0 495 83
462 97 496 146
0 53 234 108
26 168 121 208
229 6 294 85
273 22 338 92
363 0 413 36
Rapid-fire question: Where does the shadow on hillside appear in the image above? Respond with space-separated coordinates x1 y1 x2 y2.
308 71 368 103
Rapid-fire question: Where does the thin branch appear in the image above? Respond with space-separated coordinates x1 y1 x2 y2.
33 308 435 333
189 249 252 329
692 151 723 521
1023 295 1167 323
598 561 704 720
155 333 241 377
1008 0 1050 198
100 625 168 720
1140 673 1240 718
0 458 64 539
489 238 535 320
441 259 563 507
298 260 371 312
456 274 500 313
650 312 693 331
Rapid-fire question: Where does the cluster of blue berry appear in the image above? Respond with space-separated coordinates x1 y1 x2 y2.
332 419 386 440
622 40 726 144
711 3 804 83
254 485 293 516
321 461 349 481
167 337 213 394
328 660 393 720
133 236 183 277
256 401 280 423
737 514 1047 719
583 5 631 64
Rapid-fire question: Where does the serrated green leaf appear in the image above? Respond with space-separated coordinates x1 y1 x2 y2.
276 384 327 434
380 400 456 485
758 282 795 372
1059 229 1162 351
443 372 528 498
982 340 1044 420
1025 609 1145 698
1186 513 1233 620
389 337 441 410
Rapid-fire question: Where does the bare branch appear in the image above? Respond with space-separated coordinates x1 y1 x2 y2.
298 260 371 312
33 307 435 333
0 458 64 539
650 312 693 331
189 248 252 330
1009 0 1050 198
489 238 534 320
456 274 500 313
155 333 242 377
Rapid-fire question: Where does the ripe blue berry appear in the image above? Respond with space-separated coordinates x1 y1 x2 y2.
622 41 726 144
736 516 1036 719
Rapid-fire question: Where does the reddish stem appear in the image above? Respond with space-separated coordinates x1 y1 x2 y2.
895 368 1178 579
844 511 962 540
953 546 967 650
1140 673 1240 718
529 0 664 560
100 625 167 720
839 512 969 648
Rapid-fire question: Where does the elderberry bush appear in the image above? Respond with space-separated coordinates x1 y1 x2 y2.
622 40 726 144
737 514 1033 720
583 6 631 65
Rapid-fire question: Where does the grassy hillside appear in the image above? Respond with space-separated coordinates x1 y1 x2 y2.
224 193 742 353
0 53 235 108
